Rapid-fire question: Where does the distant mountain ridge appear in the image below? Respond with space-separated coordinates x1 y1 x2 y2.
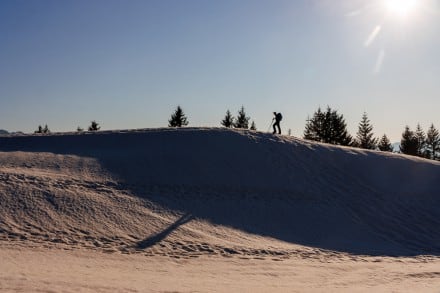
392 142 400 152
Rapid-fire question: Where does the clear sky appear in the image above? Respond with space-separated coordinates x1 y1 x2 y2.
1 0 439 141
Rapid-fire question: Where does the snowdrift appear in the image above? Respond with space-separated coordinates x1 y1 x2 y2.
0 128 439 256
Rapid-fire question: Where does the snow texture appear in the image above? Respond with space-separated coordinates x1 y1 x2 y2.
0 127 439 257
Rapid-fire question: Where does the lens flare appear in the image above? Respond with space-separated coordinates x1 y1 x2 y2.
385 0 418 17
364 25 382 47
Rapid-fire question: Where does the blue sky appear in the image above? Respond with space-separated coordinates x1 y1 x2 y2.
1 0 439 141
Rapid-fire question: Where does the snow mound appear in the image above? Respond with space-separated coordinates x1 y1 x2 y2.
0 127 439 256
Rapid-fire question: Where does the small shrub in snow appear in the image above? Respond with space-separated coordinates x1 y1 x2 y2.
250 121 257 130
35 124 50 134
88 121 100 131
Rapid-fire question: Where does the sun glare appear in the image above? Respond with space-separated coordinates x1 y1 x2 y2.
385 0 418 17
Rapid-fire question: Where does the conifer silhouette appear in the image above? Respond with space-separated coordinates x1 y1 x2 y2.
34 125 43 134
88 121 100 131
355 112 377 149
168 106 189 127
233 106 250 129
35 124 50 134
250 121 257 130
400 126 418 156
304 106 352 146
415 123 427 157
378 134 393 152
221 110 234 128
426 123 440 160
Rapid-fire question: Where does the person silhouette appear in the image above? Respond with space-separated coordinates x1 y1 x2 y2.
273 112 282 134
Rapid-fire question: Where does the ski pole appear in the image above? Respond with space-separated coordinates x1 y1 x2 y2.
267 119 274 132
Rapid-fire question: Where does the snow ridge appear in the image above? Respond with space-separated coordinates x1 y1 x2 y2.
0 127 439 256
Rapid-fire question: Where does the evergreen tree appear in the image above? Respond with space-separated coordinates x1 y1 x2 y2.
426 123 440 160
168 106 189 127
43 124 50 134
77 126 84 132
88 120 100 131
377 134 393 152
400 126 418 156
331 109 353 146
250 121 257 130
221 110 234 128
355 112 377 149
304 108 325 142
415 123 427 157
233 106 250 129
34 125 43 134
303 106 352 146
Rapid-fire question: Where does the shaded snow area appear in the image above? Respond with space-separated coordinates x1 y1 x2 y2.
1 128 440 292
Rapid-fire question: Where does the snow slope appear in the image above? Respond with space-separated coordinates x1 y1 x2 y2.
0 127 439 256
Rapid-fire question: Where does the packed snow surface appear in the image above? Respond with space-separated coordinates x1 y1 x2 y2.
1 127 440 292
1 127 439 256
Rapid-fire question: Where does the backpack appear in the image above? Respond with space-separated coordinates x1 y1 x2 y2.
276 113 283 121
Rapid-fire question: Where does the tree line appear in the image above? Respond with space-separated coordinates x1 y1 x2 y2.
34 120 101 134
169 105 257 130
32 105 439 161
169 105 439 160
303 106 439 160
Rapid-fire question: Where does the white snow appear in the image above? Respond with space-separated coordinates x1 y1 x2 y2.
1 127 439 292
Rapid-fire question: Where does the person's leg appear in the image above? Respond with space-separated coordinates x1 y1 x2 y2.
273 122 280 134
276 123 281 134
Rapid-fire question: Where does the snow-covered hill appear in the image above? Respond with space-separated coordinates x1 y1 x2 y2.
0 127 439 257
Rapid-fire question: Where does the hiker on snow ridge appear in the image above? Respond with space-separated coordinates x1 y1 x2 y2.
273 112 282 134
